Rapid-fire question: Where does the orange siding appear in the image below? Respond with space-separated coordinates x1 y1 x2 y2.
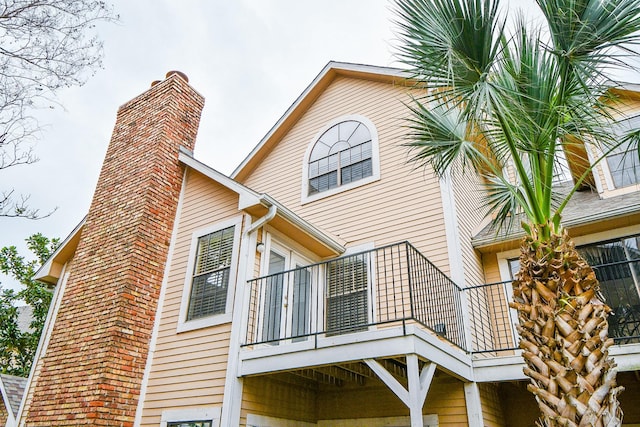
139 169 242 425
479 383 505 427
452 166 488 287
240 376 318 425
241 77 451 275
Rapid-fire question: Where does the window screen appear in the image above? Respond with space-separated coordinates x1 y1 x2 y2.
187 226 235 320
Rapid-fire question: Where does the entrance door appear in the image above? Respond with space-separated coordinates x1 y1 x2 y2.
261 239 314 343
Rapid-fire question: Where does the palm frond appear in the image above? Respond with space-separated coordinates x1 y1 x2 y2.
393 0 506 102
403 98 490 177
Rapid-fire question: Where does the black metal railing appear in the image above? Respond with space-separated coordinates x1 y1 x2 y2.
242 242 640 355
243 241 467 350
464 260 640 353
464 281 519 353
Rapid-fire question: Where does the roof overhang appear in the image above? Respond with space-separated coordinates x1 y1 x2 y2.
34 218 85 285
180 148 345 258
472 201 640 253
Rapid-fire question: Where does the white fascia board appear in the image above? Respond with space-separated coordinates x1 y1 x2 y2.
230 61 410 179
259 194 345 255
179 149 344 255
614 83 640 93
472 353 527 382
240 325 472 381
34 217 86 282
178 147 261 209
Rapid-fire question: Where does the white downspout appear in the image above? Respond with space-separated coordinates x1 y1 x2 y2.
245 204 277 236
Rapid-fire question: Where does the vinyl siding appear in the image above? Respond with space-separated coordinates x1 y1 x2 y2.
239 371 467 426
479 383 505 427
240 376 318 425
139 169 242 426
451 167 488 287
475 252 518 353
241 76 451 275
497 382 539 427
318 374 466 426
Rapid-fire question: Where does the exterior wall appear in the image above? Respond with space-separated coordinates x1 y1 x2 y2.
22 73 204 426
318 374 466 426
139 169 243 425
240 376 318 425
618 371 640 425
478 383 505 427
240 372 466 426
240 76 450 275
497 382 539 427
450 167 487 287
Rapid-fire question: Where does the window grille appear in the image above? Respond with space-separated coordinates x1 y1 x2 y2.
606 115 640 188
308 120 373 195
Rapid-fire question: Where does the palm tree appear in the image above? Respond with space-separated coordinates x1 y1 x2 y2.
393 0 640 425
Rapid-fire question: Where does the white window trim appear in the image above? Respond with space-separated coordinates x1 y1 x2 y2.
496 222 640 283
177 216 243 333
160 407 221 427
301 114 381 204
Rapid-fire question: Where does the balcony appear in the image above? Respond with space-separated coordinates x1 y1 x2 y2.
239 241 640 380
243 241 466 351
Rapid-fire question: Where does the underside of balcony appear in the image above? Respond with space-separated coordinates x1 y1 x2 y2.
240 324 471 380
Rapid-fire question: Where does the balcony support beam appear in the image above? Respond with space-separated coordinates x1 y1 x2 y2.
365 355 436 427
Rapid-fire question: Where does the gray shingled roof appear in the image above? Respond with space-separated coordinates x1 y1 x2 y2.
0 374 27 418
472 184 640 247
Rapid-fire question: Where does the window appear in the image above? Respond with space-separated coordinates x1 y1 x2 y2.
606 114 640 188
257 236 315 344
325 252 370 334
161 407 219 427
178 217 242 332
506 234 640 344
167 422 212 427
302 115 380 203
187 226 235 320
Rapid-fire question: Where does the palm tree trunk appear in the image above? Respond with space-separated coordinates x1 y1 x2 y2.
510 228 624 426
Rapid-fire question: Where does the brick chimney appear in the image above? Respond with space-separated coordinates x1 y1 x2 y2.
23 72 204 425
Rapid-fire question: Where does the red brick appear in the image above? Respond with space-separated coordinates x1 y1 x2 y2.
23 73 204 425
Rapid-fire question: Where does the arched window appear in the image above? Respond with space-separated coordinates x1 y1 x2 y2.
302 116 380 202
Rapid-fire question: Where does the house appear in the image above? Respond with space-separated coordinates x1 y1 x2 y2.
13 63 640 426
1 374 27 427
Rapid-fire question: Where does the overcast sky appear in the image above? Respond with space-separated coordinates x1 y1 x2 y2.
0 0 397 291
1 0 639 292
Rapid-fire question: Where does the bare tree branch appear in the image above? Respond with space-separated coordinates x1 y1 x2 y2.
0 0 117 218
